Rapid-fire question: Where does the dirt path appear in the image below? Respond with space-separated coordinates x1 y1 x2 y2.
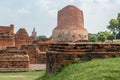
0 75 27 78
29 64 46 71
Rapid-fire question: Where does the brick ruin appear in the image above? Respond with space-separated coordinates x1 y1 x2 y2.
0 24 38 71
21 44 45 64
52 5 88 42
15 28 36 47
47 43 120 75
0 24 15 49
0 24 36 49
20 39 52 64
0 5 120 73
0 47 29 71
46 5 120 75
0 39 50 71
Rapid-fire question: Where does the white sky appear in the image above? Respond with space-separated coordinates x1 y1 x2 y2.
0 0 120 37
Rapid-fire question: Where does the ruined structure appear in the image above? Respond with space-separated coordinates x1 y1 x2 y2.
0 24 38 71
36 38 52 52
47 43 120 75
52 5 88 42
0 24 37 48
0 24 15 49
0 23 49 66
15 28 36 47
21 39 52 64
21 44 41 64
0 49 29 71
47 5 120 75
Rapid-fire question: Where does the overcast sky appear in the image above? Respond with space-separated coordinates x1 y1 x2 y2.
0 0 120 37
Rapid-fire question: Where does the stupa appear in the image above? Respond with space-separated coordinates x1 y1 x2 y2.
52 5 88 42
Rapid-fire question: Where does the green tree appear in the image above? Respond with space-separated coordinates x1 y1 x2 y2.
107 12 120 38
107 19 118 35
98 31 111 37
37 35 47 40
107 34 116 40
89 35 97 42
97 34 106 42
116 32 120 39
88 33 97 42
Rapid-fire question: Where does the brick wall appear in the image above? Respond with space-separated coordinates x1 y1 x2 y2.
0 24 15 48
0 50 29 71
0 39 15 48
21 44 47 64
46 43 120 75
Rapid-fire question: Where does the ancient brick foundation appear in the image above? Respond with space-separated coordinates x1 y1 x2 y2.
46 43 120 75
21 44 48 64
0 50 29 71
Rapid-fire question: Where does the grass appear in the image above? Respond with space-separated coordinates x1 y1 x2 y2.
0 71 45 80
0 57 120 80
37 57 120 80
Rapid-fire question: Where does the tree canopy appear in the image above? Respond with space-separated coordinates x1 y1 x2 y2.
107 13 120 38
89 34 97 42
88 31 115 42
37 35 47 40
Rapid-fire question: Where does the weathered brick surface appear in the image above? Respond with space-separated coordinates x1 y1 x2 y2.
15 28 35 47
35 38 52 52
52 5 88 42
0 49 29 71
38 44 50 52
21 44 47 64
47 43 120 75
0 25 36 49
0 24 15 49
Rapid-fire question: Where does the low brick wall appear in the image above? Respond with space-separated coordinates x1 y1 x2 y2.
21 44 47 64
0 50 29 71
38 44 49 52
46 43 120 75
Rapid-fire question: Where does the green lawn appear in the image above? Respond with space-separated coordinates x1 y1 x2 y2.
38 57 120 80
0 71 45 80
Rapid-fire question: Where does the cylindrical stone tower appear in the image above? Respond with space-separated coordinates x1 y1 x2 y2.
52 5 88 42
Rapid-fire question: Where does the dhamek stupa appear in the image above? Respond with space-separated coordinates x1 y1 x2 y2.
52 5 88 42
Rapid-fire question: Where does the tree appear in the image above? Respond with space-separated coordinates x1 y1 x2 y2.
107 19 118 35
107 13 120 39
89 35 97 42
97 34 106 42
88 33 97 42
37 35 47 40
117 13 120 33
98 31 111 37
107 34 116 40
116 32 120 39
